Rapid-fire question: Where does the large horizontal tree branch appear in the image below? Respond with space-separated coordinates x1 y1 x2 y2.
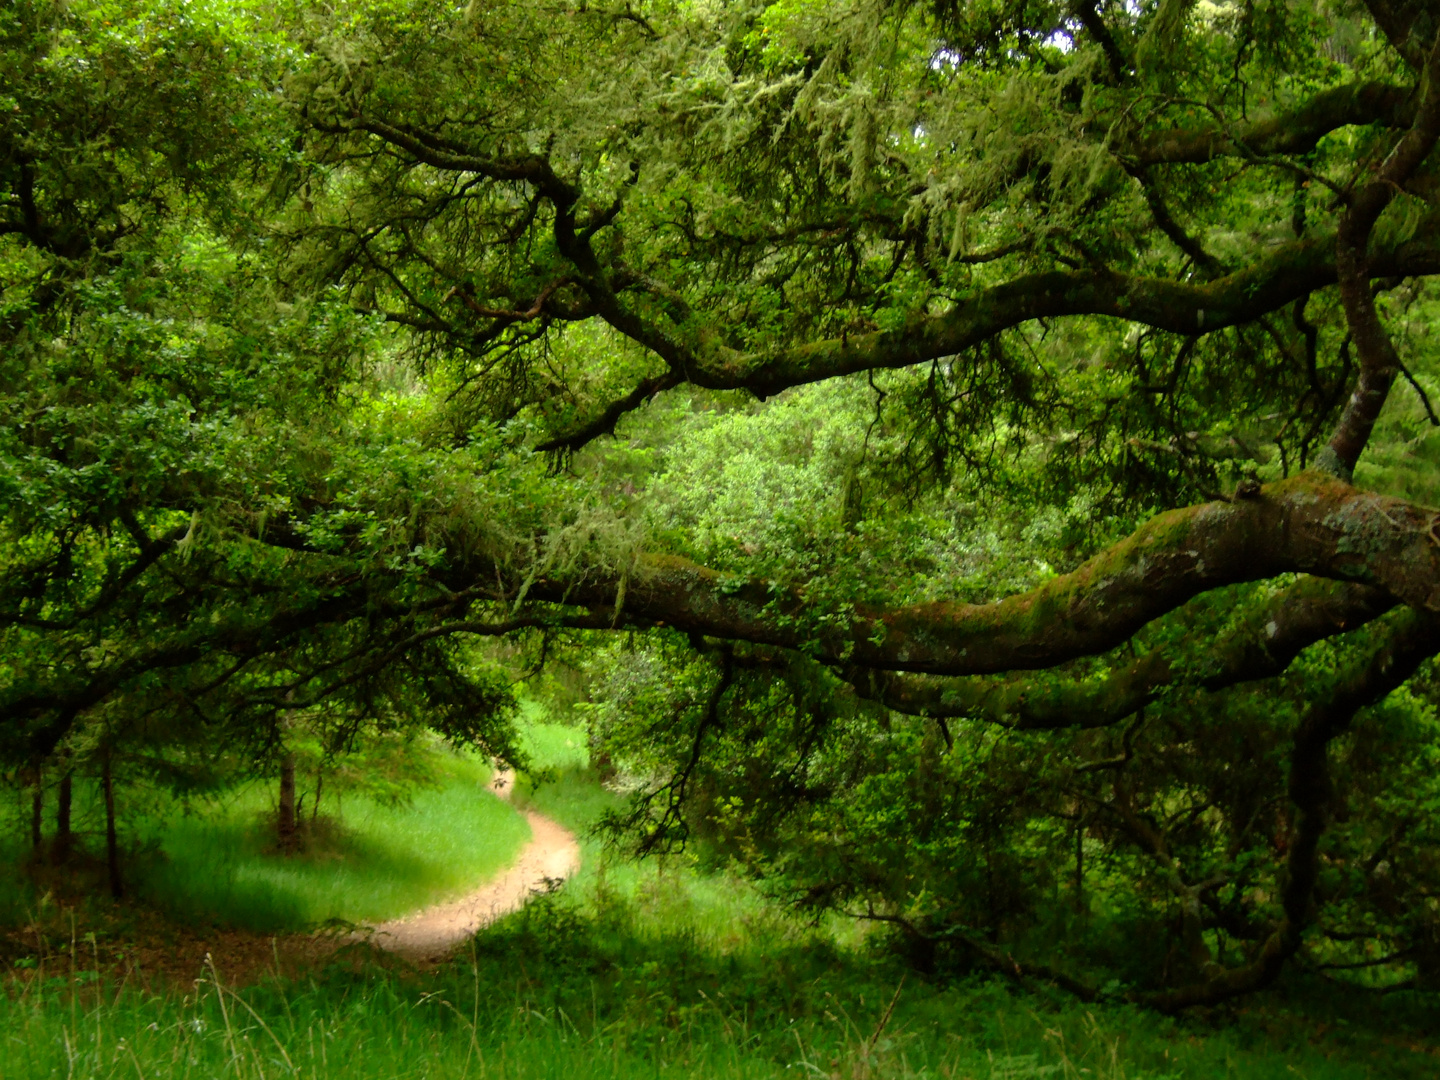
684 232 1440 396
335 101 1440 454
71 471 1433 769
503 472 1440 676
850 578 1395 727
544 228 1440 445
1122 81 1418 167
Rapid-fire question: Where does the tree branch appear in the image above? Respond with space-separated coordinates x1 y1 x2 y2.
1121 81 1419 167
1137 605 1440 1010
505 473 1440 677
1069 0 1129 84
1363 0 1440 70
849 578 1394 727
542 229 1440 447
1323 31 1440 478
535 371 682 453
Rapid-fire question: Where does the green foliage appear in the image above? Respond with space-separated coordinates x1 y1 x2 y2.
4 0 1440 1019
573 602 1440 995
6 773 1439 1079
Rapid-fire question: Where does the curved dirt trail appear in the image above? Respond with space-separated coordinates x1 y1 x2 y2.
358 769 580 962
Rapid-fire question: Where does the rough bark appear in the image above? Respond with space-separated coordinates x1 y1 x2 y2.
52 768 72 865
10 474 1440 775
849 579 1394 727
517 473 1440 677
277 751 298 855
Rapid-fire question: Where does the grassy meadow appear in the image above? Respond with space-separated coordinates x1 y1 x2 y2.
0 748 529 934
139 751 530 931
1 715 1438 1079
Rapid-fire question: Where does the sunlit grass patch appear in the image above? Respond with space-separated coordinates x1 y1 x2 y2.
135 752 530 932
516 698 591 775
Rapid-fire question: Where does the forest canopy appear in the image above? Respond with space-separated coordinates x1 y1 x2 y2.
4 0 1440 1009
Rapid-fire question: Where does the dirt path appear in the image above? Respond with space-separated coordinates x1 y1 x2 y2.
356 769 580 962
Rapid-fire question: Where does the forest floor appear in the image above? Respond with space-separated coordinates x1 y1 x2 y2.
0 760 558 990
5 732 1440 1078
357 768 580 961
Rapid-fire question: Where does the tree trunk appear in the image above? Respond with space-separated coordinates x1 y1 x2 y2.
311 769 322 823
102 753 122 899
29 764 42 854
277 752 298 854
52 769 73 865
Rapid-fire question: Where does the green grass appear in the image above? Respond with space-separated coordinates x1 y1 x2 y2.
133 751 530 932
516 706 591 775
513 745 817 955
4 720 1438 1078
3 768 1438 1079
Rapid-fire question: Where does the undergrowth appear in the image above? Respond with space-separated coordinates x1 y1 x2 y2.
3 818 1437 1079
1 719 1437 1078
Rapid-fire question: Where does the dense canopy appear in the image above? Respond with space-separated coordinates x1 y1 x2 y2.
4 0 1440 1007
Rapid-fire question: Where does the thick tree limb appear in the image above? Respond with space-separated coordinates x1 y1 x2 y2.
340 107 1440 455
511 473 1440 677
1122 81 1418 167
848 579 1395 727
1324 31 1440 478
542 230 1440 445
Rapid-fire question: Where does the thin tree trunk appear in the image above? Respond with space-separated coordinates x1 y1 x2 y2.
53 769 73 865
312 770 322 823
277 752 298 854
102 753 122 899
1074 821 1085 914
29 764 42 854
